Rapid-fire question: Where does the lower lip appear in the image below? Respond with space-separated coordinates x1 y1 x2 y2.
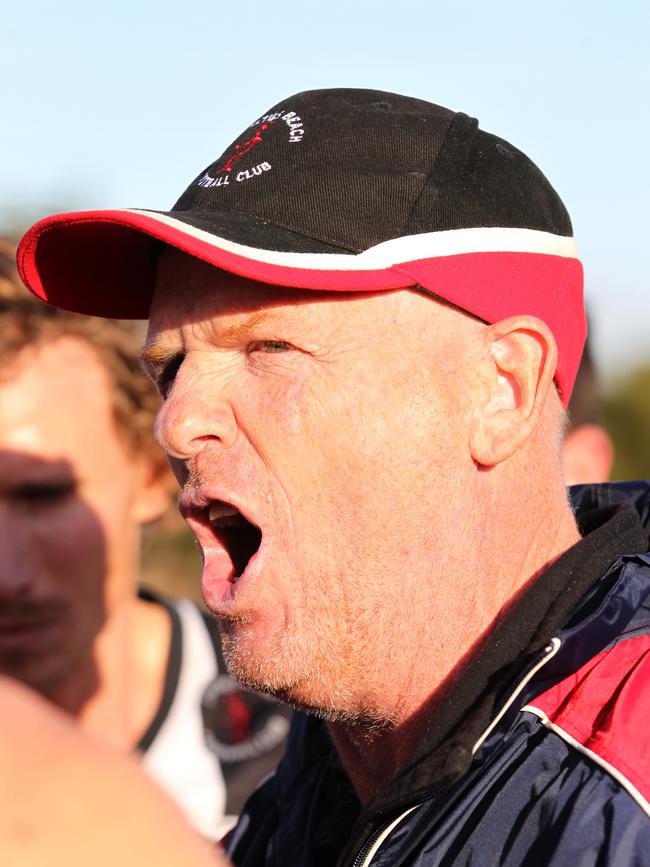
201 544 265 611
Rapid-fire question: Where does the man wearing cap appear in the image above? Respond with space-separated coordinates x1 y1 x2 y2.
18 89 650 866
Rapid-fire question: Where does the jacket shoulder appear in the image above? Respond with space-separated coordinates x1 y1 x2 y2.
523 632 650 816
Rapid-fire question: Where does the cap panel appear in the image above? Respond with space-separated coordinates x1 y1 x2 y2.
173 89 457 252
409 127 573 236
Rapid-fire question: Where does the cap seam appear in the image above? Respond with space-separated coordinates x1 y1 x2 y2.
403 113 479 234
169 207 360 255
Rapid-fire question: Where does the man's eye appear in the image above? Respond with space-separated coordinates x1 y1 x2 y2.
12 483 76 505
248 340 294 354
159 377 175 399
157 356 183 398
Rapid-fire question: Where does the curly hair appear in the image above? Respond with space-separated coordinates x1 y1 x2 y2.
0 238 161 457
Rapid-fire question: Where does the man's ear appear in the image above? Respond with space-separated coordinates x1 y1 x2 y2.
469 316 558 467
131 450 175 525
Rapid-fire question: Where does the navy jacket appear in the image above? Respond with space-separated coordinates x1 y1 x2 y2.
227 482 650 866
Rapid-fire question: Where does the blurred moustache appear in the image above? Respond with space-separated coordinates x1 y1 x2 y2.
0 599 69 625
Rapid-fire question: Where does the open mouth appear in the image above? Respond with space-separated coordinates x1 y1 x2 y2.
207 502 263 581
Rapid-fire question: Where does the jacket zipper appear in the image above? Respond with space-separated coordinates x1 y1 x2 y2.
352 805 420 867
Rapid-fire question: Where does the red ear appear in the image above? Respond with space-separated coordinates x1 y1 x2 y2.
131 453 174 525
562 424 614 486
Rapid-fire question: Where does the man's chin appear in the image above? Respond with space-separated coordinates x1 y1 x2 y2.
217 618 358 718
220 647 361 723
218 628 316 704
221 642 301 697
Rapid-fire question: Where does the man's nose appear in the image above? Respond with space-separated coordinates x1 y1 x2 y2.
153 367 238 461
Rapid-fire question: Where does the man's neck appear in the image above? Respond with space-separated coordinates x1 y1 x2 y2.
328 713 431 805
328 490 581 804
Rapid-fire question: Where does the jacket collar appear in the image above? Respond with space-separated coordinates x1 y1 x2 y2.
367 501 648 817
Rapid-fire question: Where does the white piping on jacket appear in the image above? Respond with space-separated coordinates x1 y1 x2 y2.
523 704 650 819
358 806 419 867
472 637 562 755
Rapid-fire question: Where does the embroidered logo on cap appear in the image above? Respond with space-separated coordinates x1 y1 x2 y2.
198 109 305 189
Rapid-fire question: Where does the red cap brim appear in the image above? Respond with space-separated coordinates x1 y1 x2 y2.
17 209 584 403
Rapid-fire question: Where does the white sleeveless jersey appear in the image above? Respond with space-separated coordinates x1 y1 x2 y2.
138 591 291 841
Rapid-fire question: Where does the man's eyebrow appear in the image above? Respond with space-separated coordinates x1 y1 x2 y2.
139 310 282 376
140 343 171 371
139 343 182 381
216 310 279 344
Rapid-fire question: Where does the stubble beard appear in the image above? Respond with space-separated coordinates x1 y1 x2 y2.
217 614 334 711
216 609 398 728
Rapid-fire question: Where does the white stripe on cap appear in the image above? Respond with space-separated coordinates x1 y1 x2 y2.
125 209 578 271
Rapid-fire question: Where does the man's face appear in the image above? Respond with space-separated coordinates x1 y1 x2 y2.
0 338 148 696
148 251 481 719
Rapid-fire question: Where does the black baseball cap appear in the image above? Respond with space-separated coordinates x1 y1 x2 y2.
17 88 584 401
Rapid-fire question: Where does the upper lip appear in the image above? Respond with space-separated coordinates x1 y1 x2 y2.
178 486 261 532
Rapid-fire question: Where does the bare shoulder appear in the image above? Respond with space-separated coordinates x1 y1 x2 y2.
0 677 228 867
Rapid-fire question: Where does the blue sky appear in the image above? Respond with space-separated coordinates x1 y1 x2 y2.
2 0 648 378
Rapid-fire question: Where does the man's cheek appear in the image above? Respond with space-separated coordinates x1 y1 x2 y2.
35 505 107 586
253 371 316 435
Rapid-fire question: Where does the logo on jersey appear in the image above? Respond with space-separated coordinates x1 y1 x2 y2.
201 675 290 762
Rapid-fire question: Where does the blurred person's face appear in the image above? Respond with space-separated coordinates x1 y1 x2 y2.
0 337 165 697
562 424 614 486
